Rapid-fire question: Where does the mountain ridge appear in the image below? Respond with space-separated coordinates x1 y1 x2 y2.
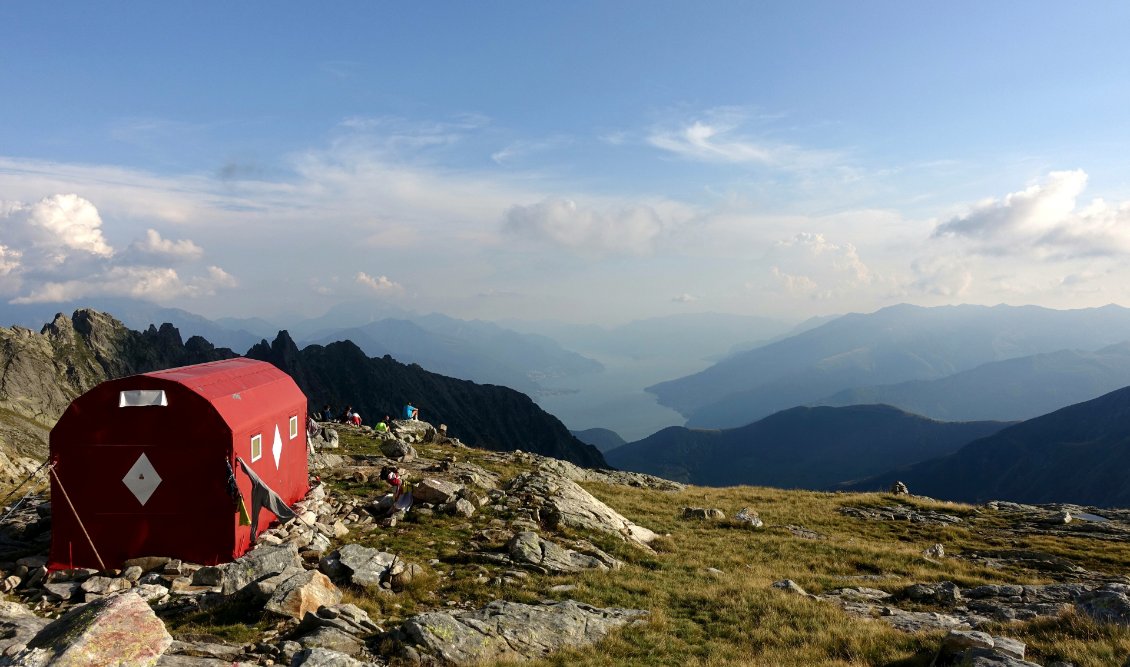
650 303 1130 428
843 383 1130 506
606 403 1010 488
246 331 606 467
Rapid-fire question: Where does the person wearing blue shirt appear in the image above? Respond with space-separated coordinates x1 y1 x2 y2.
404 402 419 420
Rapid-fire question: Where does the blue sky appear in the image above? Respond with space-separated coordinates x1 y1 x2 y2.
3 2 1130 324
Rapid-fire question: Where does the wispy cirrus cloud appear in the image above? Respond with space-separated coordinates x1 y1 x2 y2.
646 108 844 171
490 136 571 165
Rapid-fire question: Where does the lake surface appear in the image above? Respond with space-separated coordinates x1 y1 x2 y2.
533 353 707 442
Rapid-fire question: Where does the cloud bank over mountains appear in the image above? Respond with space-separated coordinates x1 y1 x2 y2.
0 193 233 304
1 116 1129 322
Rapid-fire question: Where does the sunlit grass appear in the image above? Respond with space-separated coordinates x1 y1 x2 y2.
181 429 1130 665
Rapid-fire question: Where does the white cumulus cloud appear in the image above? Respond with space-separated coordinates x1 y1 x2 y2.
934 170 1130 258
908 256 974 297
0 193 235 304
9 264 239 304
0 194 113 271
355 272 402 293
128 229 204 261
761 232 875 300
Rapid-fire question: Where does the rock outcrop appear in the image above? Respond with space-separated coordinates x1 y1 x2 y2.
506 471 659 548
390 600 648 665
4 591 172 666
0 310 234 475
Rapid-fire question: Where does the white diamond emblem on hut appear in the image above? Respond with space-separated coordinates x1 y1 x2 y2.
123 453 162 506
272 424 283 469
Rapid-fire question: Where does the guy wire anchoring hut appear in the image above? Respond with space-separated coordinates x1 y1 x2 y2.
48 358 309 571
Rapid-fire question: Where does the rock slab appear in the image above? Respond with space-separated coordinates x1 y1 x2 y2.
6 591 172 666
396 599 647 664
508 471 658 547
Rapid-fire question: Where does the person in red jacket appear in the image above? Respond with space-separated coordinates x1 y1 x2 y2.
381 465 413 512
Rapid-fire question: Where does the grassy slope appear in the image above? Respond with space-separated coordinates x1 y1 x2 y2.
172 430 1130 666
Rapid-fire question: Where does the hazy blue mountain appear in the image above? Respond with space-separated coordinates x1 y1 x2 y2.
213 315 284 340
649 303 1130 429
310 320 536 392
605 404 1008 489
308 316 601 394
721 313 843 359
843 385 1130 507
501 312 793 439
571 427 626 452
504 312 791 364
287 299 416 341
410 313 602 381
817 343 1130 421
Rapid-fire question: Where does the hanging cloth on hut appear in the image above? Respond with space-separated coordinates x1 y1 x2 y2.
224 457 252 526
236 457 297 538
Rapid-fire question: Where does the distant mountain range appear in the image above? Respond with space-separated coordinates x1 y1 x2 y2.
843 384 1130 507
816 342 1130 422
605 404 1009 488
308 315 601 394
0 299 604 398
649 303 1130 429
503 312 790 367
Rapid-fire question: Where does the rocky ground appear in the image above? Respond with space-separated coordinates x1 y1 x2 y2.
0 420 1127 665
0 419 675 666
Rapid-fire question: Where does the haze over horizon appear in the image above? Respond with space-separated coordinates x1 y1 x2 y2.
4 3 1130 326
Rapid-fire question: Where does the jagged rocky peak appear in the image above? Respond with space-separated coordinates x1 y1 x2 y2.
70 307 121 334
0 309 236 466
39 311 75 340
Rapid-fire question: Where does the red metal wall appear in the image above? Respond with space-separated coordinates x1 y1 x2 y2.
48 359 308 571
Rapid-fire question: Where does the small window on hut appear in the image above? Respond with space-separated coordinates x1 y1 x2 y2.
119 390 167 407
251 434 262 462
289 415 299 439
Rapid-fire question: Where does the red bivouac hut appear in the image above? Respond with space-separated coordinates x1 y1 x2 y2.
48 358 309 571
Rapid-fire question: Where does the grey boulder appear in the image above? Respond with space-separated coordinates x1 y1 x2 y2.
394 599 647 664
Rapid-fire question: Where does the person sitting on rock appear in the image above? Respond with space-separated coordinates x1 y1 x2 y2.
404 402 419 420
340 405 354 423
350 411 362 426
375 418 389 435
306 414 322 439
380 465 413 513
